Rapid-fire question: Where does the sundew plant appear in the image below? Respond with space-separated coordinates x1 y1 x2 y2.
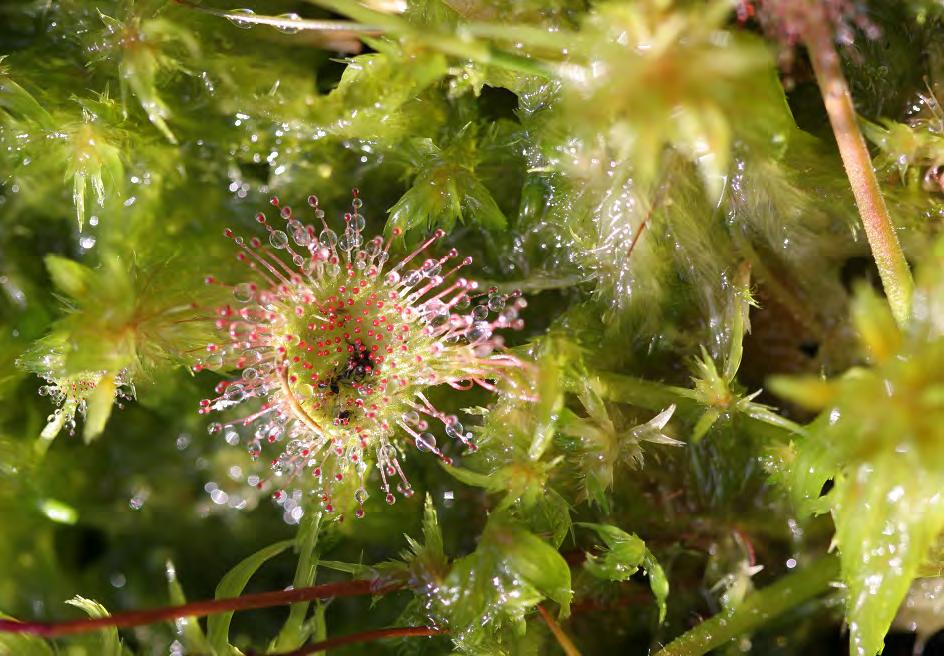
4 0 944 655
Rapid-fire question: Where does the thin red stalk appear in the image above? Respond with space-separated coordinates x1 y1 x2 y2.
263 626 447 656
626 181 669 259
536 605 582 656
0 580 402 638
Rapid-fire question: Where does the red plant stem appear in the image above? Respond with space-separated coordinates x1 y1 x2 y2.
264 626 447 656
626 179 669 259
0 579 403 638
537 605 582 656
802 13 913 325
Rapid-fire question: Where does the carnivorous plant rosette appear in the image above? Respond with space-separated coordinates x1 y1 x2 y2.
194 190 527 520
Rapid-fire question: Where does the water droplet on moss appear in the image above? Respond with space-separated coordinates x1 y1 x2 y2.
275 13 302 34
227 8 256 29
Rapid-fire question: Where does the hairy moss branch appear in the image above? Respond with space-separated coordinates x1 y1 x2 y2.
537 605 582 656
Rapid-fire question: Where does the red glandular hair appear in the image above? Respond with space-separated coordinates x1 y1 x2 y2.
195 189 526 520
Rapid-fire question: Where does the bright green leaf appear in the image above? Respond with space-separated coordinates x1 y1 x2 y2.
0 614 54 656
578 522 668 622
83 372 116 443
45 255 94 300
64 596 121 656
207 540 293 655
834 461 944 656
268 512 322 653
37 498 78 525
487 517 572 614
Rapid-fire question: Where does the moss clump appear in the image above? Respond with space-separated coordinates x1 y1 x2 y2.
3 1 944 655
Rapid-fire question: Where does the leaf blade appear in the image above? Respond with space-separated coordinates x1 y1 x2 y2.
206 540 293 655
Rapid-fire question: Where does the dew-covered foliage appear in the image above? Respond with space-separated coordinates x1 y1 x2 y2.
2 1 944 655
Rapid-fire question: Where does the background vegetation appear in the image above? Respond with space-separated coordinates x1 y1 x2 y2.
3 0 944 654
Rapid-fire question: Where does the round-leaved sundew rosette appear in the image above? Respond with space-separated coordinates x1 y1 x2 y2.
195 189 527 521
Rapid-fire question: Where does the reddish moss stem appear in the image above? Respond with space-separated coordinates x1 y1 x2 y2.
0 579 402 638
263 626 447 656
537 605 582 656
803 16 913 326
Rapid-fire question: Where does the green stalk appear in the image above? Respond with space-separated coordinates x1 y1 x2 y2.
803 18 913 326
537 605 582 656
654 555 839 656
269 512 322 652
593 371 688 414
460 22 578 52
592 371 797 442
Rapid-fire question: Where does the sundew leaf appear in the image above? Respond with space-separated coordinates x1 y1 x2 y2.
577 523 668 622
166 560 213 655
207 539 293 655
64 596 122 656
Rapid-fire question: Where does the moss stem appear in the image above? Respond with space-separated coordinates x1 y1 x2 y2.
537 605 582 656
653 555 839 656
803 19 913 326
